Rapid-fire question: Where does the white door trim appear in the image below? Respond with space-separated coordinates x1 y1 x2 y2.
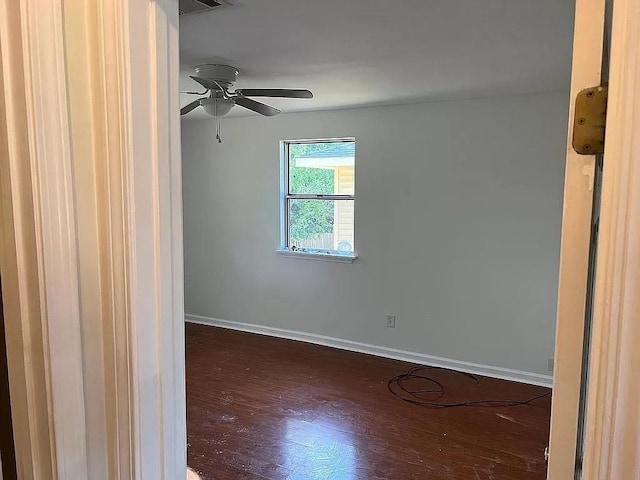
548 0 640 478
20 0 89 476
124 0 186 477
582 0 640 476
1 0 70 477
2 0 639 478
0 0 184 478
546 0 605 477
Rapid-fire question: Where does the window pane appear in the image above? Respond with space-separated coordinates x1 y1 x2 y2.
288 199 355 253
289 141 355 195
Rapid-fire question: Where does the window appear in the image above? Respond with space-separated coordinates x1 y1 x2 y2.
280 138 356 261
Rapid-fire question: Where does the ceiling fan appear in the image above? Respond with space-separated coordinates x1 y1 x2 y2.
180 64 314 118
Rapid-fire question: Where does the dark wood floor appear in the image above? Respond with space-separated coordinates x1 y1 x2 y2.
186 323 551 480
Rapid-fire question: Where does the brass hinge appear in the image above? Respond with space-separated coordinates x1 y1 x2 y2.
572 85 608 155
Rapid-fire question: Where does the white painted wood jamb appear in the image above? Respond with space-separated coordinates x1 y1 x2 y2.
19 0 89 477
152 1 186 478
124 1 162 476
582 0 640 476
0 1 56 477
546 0 605 477
2 0 185 477
94 1 136 476
121 0 185 478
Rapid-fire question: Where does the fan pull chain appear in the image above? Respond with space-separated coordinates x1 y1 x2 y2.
215 99 222 143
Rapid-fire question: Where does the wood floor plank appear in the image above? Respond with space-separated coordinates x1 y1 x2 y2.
186 323 551 480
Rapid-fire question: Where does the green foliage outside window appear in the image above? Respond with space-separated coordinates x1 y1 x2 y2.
288 143 335 242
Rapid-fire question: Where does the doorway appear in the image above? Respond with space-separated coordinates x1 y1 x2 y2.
179 1 573 478
1 0 639 478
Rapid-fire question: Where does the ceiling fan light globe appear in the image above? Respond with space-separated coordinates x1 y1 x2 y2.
200 98 235 117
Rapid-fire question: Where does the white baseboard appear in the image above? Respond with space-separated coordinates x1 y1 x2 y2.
185 314 553 388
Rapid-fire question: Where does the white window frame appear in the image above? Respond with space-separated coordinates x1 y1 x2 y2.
278 138 357 263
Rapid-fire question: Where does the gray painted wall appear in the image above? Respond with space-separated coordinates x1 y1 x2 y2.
182 91 568 376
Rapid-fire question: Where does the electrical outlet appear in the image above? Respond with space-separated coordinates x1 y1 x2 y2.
547 358 554 372
386 315 396 328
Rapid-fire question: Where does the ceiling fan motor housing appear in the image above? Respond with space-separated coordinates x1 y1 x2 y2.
194 64 238 87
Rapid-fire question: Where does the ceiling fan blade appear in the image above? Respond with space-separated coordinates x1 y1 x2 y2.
234 97 281 117
235 89 313 99
180 99 203 115
189 76 222 91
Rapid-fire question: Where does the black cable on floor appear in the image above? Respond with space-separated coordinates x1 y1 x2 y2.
388 365 551 408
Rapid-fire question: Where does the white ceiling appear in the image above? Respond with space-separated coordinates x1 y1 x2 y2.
179 0 575 119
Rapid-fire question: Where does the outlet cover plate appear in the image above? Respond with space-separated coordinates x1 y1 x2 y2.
386 315 396 328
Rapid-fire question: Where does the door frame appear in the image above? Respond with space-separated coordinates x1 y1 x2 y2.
580 0 640 476
546 0 605 477
548 0 640 478
1 0 639 478
0 0 184 478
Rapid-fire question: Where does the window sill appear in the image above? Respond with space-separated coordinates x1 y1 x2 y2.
276 248 358 263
